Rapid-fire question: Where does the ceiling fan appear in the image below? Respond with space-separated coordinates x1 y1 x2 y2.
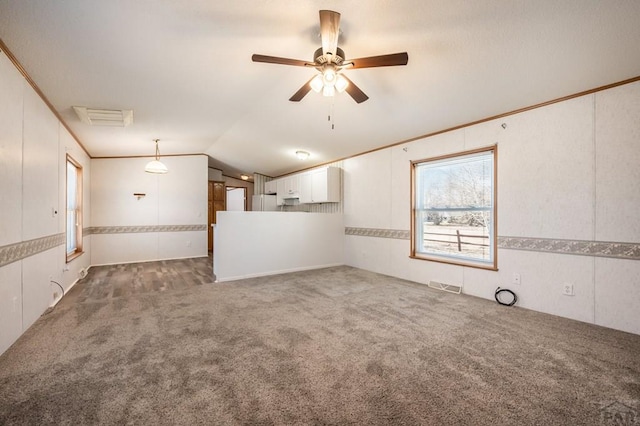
252 10 409 104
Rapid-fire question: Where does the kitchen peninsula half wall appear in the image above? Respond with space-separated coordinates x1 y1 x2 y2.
214 212 344 281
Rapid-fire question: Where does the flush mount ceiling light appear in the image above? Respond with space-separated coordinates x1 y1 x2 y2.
240 174 249 181
296 150 310 160
145 139 168 174
73 106 133 127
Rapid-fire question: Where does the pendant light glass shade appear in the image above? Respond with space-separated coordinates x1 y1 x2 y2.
145 139 168 174
144 159 168 174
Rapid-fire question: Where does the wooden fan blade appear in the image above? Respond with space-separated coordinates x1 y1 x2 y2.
347 52 409 69
319 10 340 57
341 75 369 103
252 54 311 67
289 77 315 102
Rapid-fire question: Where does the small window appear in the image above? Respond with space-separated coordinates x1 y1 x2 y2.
66 156 83 262
411 146 497 270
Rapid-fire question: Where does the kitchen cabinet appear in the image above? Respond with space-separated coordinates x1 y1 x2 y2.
264 180 277 194
284 175 300 196
299 166 340 203
276 175 300 205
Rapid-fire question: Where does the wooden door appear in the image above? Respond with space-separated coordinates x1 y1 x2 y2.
208 182 214 251
208 181 226 252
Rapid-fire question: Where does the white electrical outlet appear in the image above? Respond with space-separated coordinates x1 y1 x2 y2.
512 273 521 285
563 283 574 296
186 240 191 247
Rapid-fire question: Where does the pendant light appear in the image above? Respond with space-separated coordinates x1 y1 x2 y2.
145 139 168 174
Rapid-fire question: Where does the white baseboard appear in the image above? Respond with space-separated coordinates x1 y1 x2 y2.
90 254 208 268
215 262 344 283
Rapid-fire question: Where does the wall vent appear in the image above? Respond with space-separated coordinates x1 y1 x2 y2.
428 280 462 294
73 106 133 127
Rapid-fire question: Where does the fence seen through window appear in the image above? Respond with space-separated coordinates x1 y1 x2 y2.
412 147 496 269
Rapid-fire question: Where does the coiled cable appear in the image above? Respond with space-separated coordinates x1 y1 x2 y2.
495 287 517 306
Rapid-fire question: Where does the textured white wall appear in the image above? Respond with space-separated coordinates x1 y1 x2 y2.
344 80 640 335
90 155 208 265
0 50 91 354
91 158 160 227
593 82 640 333
22 86 59 241
0 52 24 247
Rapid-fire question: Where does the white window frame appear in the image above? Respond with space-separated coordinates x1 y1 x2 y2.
411 146 497 270
66 155 83 262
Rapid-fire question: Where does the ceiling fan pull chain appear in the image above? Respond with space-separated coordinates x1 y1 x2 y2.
329 98 336 130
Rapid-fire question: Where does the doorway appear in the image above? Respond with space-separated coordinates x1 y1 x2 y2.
226 187 247 211
208 181 226 252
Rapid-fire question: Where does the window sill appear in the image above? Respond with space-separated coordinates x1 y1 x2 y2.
410 254 498 271
66 250 84 263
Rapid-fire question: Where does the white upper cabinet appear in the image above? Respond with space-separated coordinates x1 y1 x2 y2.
275 166 341 205
299 173 312 204
275 175 301 205
264 180 277 194
284 175 300 196
300 167 341 204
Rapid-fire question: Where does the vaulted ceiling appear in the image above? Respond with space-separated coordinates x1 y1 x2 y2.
1 1 639 178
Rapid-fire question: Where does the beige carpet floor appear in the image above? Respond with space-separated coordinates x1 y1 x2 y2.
1 257 639 425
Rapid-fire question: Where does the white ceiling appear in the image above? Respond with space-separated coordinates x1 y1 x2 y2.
1 0 640 178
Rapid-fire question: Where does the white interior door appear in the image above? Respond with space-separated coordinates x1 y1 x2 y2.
226 187 246 211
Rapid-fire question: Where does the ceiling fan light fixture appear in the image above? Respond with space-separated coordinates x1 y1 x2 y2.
251 10 408 104
322 66 337 86
322 85 335 97
335 74 349 93
145 139 169 174
310 75 324 93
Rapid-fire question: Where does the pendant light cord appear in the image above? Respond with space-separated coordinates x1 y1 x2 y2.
154 139 161 160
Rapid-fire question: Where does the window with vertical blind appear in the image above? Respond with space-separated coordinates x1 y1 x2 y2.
411 146 497 270
66 155 83 262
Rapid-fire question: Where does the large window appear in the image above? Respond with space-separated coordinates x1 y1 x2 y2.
411 146 497 270
66 155 83 262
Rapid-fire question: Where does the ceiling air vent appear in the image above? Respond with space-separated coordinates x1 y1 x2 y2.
73 106 133 127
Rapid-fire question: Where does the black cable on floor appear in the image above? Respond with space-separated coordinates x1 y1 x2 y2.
51 280 65 297
43 281 65 315
495 287 517 306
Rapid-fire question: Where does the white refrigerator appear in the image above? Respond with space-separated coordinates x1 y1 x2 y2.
251 194 278 211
